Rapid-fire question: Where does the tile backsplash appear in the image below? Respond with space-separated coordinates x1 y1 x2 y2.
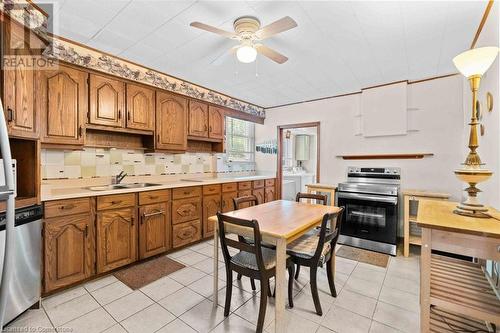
41 148 255 180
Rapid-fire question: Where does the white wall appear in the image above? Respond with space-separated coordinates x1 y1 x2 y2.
256 75 466 201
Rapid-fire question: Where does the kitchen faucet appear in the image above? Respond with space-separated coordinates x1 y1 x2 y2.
112 171 127 184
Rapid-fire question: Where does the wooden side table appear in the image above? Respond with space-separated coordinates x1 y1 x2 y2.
305 183 336 206
416 200 500 332
402 190 450 257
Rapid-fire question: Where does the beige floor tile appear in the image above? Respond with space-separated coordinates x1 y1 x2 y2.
350 265 386 284
216 266 238 282
356 261 388 273
91 281 133 305
189 241 211 251
335 289 377 318
44 293 100 327
140 276 184 301
212 314 257 333
386 260 419 283
288 289 335 323
42 286 87 309
192 244 215 257
210 286 254 310
369 320 402 333
84 275 119 292
102 324 128 333
316 326 335 333
179 299 226 332
176 252 210 266
120 304 175 333
321 305 372 333
234 296 276 327
158 287 206 316
156 318 197 333
334 258 357 275
104 290 154 322
265 309 320 333
192 257 223 273
383 274 419 295
344 275 382 299
334 271 350 290
372 301 419 333
6 309 53 332
167 248 196 259
378 285 419 312
169 266 207 285
60 307 116 333
189 275 226 297
233 276 261 293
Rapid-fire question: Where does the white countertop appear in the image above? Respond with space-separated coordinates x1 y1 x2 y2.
41 173 276 201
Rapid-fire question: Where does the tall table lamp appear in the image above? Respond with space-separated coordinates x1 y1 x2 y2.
452 46 499 217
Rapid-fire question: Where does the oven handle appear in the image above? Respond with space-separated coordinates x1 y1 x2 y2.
337 192 398 205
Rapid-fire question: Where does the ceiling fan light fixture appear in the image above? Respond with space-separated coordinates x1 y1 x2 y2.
236 45 257 63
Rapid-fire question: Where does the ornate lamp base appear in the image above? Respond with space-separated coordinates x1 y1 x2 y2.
454 168 492 218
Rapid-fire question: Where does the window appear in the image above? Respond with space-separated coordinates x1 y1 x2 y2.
225 116 255 162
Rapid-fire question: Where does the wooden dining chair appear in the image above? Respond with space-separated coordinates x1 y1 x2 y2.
286 208 345 316
217 212 295 333
294 192 328 279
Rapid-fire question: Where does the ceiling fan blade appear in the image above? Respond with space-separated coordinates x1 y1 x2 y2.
190 22 237 39
255 44 288 64
255 16 297 40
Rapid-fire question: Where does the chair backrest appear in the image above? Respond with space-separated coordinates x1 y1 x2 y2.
296 192 328 205
233 195 258 210
314 207 345 260
216 212 267 271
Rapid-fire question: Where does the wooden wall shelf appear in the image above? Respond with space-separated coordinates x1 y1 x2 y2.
337 153 434 160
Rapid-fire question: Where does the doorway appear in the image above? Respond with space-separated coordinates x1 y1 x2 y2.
277 122 320 200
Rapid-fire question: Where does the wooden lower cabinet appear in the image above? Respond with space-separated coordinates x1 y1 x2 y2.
97 208 137 273
173 220 201 248
203 194 221 238
253 188 265 205
238 190 253 208
265 186 276 203
172 197 201 224
44 213 95 292
222 191 237 213
139 203 171 259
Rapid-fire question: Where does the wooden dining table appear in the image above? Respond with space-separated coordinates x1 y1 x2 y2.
208 200 341 333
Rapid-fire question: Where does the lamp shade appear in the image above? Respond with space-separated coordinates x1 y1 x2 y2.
453 46 499 78
237 45 257 63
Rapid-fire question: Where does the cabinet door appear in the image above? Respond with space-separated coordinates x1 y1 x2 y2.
139 203 170 259
253 188 265 205
208 106 224 139
221 192 237 213
203 194 221 238
172 197 201 224
156 91 187 151
97 208 137 273
39 65 87 145
44 213 94 292
237 190 253 209
89 74 125 128
265 187 276 203
3 22 39 139
188 100 208 137
126 83 154 131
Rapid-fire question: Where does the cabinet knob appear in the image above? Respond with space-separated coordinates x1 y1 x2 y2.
127 111 131 121
6 108 13 122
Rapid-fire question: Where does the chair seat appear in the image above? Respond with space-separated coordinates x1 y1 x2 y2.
287 229 331 265
242 236 276 249
231 247 287 271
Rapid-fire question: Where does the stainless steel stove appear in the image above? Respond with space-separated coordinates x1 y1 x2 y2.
336 167 400 255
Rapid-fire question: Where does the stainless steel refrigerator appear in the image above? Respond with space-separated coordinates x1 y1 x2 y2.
0 98 42 328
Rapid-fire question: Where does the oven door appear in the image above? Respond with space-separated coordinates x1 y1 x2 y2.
337 192 398 245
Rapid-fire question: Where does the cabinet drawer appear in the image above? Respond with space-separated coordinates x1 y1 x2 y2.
173 220 201 248
222 183 237 193
253 180 265 189
265 179 275 187
238 181 252 191
203 184 221 195
172 197 201 224
97 193 135 210
172 186 202 199
45 198 91 218
139 190 170 205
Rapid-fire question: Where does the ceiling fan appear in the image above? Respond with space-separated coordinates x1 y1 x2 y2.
190 16 297 64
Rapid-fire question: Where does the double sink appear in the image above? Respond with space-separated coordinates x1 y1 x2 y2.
85 183 162 191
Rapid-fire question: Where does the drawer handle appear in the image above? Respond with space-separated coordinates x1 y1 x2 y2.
184 191 190 195
149 195 159 200
111 200 122 205
60 204 75 210
7 108 13 122
84 225 88 237
143 210 165 219
130 216 135 226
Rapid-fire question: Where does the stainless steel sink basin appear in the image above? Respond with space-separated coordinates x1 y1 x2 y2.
180 179 205 183
85 183 161 191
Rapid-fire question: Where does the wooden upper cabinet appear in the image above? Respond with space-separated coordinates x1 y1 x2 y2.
89 74 125 128
156 91 188 151
126 83 154 131
3 22 40 139
44 213 95 292
208 106 224 140
38 65 87 145
188 100 209 137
